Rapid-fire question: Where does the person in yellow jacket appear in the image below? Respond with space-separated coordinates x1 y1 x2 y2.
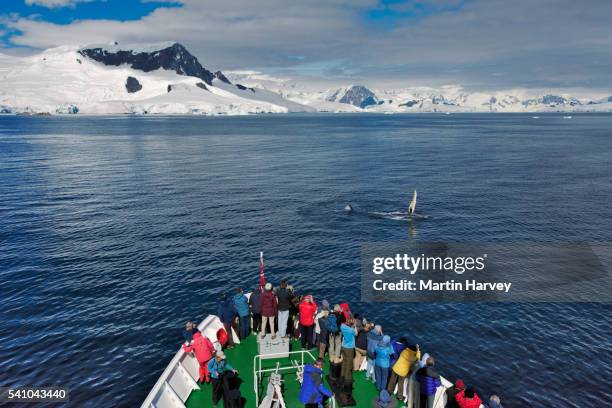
386 343 420 401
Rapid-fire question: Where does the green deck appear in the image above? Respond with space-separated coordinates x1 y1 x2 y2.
185 335 382 407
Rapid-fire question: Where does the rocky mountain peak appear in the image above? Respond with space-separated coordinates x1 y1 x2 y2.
213 70 232 84
328 85 379 108
79 42 215 85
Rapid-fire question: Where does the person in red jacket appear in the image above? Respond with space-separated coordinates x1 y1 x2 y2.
298 295 318 349
182 329 216 384
260 282 278 339
455 386 482 408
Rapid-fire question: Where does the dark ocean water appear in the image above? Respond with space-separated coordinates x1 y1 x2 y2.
0 114 611 408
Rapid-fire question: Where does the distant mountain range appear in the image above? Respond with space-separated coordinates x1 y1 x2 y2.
0 42 610 115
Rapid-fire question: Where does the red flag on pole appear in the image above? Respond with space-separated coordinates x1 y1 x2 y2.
259 251 266 287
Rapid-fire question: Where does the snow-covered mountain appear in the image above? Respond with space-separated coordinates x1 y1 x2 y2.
0 43 610 115
326 85 380 108
281 84 612 113
0 42 313 115
221 73 612 113
366 86 612 113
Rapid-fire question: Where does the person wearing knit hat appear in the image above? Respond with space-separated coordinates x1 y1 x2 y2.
260 282 278 339
374 335 394 391
445 379 465 408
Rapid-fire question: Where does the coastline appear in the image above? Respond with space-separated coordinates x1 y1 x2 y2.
2 110 612 118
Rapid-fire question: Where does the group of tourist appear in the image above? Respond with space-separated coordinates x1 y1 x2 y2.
181 322 240 408
182 281 504 408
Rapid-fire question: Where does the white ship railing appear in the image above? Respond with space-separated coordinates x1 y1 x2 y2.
253 349 318 405
140 314 240 408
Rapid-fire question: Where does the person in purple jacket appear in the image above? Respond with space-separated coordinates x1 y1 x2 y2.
416 357 441 408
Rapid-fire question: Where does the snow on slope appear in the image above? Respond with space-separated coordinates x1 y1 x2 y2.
0 44 610 115
0 45 297 115
211 78 315 113
307 86 612 113
225 72 612 113
223 72 364 112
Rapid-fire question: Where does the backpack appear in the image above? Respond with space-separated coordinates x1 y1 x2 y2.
222 372 242 408
225 390 242 408
326 314 338 334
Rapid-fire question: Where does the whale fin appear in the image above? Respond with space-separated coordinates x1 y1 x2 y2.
408 190 417 216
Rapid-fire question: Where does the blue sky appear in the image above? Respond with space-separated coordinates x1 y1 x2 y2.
1 0 461 47
1 0 181 47
1 0 611 91
365 0 465 28
1 1 180 26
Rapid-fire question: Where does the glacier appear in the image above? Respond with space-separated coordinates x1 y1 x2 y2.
0 43 610 115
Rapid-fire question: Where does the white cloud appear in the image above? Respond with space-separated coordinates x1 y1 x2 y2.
4 0 612 90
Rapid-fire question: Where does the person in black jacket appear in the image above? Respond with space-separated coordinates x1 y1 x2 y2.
249 285 262 335
317 305 330 359
288 286 301 338
276 280 292 338
217 294 237 349
354 318 370 371
445 379 464 408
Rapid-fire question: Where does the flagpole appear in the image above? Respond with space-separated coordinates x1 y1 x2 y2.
259 251 266 288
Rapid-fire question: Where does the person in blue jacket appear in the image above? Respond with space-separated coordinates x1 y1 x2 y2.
299 358 333 408
232 287 250 339
207 351 238 408
366 325 383 382
218 294 237 349
374 335 394 391
340 318 357 380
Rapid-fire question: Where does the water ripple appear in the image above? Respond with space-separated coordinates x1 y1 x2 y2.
0 114 611 407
